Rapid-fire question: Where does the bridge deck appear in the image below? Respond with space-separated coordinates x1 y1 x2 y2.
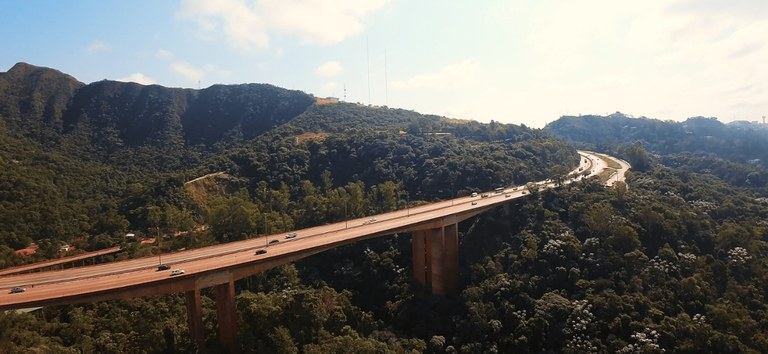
0 151 624 311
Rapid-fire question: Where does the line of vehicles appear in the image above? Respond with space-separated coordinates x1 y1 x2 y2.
145 184 537 278
8 156 601 295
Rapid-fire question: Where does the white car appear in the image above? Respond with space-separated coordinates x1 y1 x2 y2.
170 269 185 276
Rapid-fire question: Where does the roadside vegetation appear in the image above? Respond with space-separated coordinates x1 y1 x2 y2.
2 65 768 352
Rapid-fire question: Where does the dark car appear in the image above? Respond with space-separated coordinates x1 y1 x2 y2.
10 286 26 294
269 239 280 244
157 264 171 271
255 249 267 255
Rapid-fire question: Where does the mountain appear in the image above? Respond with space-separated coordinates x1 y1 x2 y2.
0 62 84 138
6 64 768 353
545 112 768 169
0 62 316 171
0 62 576 252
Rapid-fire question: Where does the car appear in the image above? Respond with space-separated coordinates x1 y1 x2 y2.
157 264 171 271
481 193 489 198
170 269 185 276
255 249 267 255
471 201 478 205
522 191 527 195
285 232 297 239
269 239 280 244
471 192 478 197
505 194 511 198
10 286 26 294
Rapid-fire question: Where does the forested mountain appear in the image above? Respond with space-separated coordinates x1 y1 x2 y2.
545 113 768 168
0 63 575 257
4 63 768 353
545 113 768 189
1 62 316 173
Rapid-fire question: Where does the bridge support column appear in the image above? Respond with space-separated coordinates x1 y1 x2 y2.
428 228 445 295
185 289 206 353
215 281 239 353
412 230 427 289
442 223 459 295
411 222 459 295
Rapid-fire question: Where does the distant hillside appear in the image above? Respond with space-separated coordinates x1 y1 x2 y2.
0 62 315 172
0 62 84 139
0 62 577 254
545 113 768 168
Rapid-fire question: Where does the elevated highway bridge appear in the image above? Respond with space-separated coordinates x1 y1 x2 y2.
0 151 629 352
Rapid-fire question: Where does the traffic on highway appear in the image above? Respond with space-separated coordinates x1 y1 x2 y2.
1 151 627 310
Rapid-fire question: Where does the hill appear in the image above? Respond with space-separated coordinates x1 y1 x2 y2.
0 62 575 258
4 64 768 353
545 113 768 189
1 62 315 172
545 113 768 168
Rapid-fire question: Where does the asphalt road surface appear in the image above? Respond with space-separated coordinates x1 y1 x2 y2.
0 151 627 310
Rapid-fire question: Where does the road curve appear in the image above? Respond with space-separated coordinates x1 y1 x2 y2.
0 151 628 310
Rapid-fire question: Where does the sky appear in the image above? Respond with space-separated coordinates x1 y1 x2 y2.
1 0 766 128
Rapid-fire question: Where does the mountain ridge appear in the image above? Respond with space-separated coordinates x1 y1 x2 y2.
0 62 316 170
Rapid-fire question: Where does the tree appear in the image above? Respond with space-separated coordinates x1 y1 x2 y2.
208 191 259 242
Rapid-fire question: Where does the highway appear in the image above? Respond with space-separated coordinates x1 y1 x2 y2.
0 246 122 276
0 151 625 310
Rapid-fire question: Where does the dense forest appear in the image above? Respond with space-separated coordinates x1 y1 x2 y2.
3 64 768 353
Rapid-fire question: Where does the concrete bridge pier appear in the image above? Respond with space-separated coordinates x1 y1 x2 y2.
185 289 206 353
184 281 240 353
411 221 459 295
215 280 239 353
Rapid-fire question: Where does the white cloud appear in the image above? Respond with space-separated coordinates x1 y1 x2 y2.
156 49 174 59
86 40 110 53
391 59 478 90
116 73 156 85
513 0 768 123
171 61 205 83
315 61 343 77
526 0 637 78
178 0 390 49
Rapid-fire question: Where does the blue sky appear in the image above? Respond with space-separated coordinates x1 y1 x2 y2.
1 0 766 127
